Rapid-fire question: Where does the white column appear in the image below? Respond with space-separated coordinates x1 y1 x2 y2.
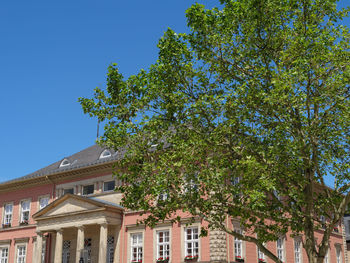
98 223 108 263
54 229 63 263
76 225 85 263
113 225 122 263
35 231 43 263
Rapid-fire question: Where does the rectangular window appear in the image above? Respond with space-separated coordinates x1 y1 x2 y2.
3 204 12 227
0 247 8 263
82 185 94 195
107 236 114 263
63 240 71 263
131 233 143 262
158 191 169 202
277 237 284 261
294 239 301 263
234 230 243 258
64 188 74 195
324 250 329 263
185 227 199 258
103 181 115 192
184 173 198 193
20 200 30 224
16 245 26 263
257 245 265 261
231 176 241 185
336 246 342 263
39 197 49 210
157 230 170 260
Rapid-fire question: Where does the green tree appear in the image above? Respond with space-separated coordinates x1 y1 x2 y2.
80 0 350 262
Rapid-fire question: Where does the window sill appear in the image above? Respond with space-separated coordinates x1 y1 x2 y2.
0 223 35 232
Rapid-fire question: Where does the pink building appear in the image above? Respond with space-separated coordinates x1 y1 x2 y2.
0 145 345 263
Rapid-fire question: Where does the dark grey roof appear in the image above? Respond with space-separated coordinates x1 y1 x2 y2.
2 144 125 184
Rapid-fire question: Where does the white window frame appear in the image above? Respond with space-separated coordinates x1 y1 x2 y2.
336 245 342 263
16 245 26 263
60 159 70 167
2 203 13 226
184 227 199 258
234 229 243 259
257 244 265 262
38 195 50 210
100 149 112 159
0 246 9 263
324 249 329 263
294 238 302 263
156 230 170 260
130 233 143 262
19 199 31 224
277 237 285 262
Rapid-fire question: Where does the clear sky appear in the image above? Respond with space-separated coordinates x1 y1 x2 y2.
0 1 348 183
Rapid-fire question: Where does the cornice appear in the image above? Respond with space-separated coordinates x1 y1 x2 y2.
0 162 116 193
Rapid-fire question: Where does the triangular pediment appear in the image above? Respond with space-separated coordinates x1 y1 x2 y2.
33 194 109 219
45 198 99 216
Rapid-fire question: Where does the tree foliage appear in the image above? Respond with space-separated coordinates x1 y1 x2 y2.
80 0 350 262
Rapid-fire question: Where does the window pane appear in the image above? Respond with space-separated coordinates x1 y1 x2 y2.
39 197 49 209
64 188 74 194
83 185 94 195
104 181 115 192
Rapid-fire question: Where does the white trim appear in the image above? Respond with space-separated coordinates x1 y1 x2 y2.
100 150 112 159
294 237 302 263
153 225 172 262
15 243 27 263
234 229 243 258
2 202 13 227
180 221 201 261
38 195 50 211
156 229 170 261
19 199 31 225
184 226 199 259
59 159 70 168
0 245 9 263
130 232 143 262
335 244 342 263
276 237 285 262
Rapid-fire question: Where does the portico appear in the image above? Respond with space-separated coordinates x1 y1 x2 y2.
33 194 123 263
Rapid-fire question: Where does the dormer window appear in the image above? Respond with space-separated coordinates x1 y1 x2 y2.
100 149 112 159
60 159 70 168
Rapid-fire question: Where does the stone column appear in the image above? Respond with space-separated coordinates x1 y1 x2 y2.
50 232 56 263
113 225 122 263
98 223 108 263
76 225 85 263
210 229 228 262
35 231 43 263
54 229 63 263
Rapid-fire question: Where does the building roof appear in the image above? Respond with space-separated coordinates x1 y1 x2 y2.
1 144 125 184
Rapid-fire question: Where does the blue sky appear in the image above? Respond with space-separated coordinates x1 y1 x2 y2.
0 1 348 183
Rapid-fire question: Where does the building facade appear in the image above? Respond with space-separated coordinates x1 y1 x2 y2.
0 145 346 263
